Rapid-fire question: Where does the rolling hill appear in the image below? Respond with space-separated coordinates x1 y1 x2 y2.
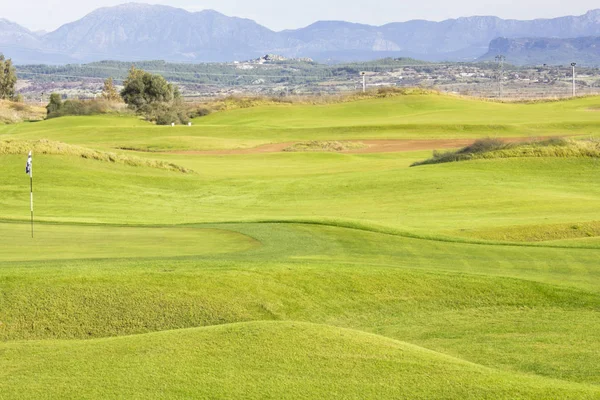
1 93 600 398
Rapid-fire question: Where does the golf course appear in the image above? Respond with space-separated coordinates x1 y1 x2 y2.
1 92 600 398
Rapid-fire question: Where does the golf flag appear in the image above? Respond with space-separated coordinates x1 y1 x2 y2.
26 151 32 176
26 151 33 238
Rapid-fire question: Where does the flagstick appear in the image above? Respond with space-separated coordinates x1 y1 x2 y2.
29 155 33 239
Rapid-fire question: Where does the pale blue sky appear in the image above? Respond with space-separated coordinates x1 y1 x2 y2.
4 0 600 32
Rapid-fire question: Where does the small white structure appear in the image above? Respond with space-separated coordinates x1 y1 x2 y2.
171 123 175 127
188 122 192 127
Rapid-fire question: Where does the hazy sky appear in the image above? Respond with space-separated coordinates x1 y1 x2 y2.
3 0 600 32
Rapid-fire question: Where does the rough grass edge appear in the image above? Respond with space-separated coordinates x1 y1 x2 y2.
283 141 366 153
411 137 600 167
0 139 193 174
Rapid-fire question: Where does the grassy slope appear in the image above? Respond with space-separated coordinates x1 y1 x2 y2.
0 94 599 151
1 223 600 386
1 94 600 398
2 153 599 241
2 322 598 400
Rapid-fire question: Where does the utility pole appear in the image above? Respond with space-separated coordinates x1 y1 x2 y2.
361 72 366 93
495 55 505 98
571 62 577 97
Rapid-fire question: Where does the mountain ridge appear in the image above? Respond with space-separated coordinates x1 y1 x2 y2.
1 4 600 65
480 36 600 65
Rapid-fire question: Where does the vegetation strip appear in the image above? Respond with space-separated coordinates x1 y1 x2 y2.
412 137 600 166
0 139 192 173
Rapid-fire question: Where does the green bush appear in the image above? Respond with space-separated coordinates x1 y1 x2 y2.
144 102 190 125
46 99 127 119
46 93 63 115
188 107 211 119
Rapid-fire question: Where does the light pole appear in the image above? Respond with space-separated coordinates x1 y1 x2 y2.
495 55 505 98
571 62 577 97
360 72 366 93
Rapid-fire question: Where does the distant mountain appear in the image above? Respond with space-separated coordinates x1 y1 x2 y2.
0 19 77 64
41 3 295 62
0 18 41 49
284 10 600 62
2 4 600 65
481 36 600 66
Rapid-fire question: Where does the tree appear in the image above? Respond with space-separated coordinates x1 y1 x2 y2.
46 93 63 115
120 67 176 110
101 78 121 101
0 54 17 100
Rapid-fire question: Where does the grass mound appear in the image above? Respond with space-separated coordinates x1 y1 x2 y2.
460 221 600 242
411 137 600 166
283 140 366 152
0 139 192 173
0 100 46 124
2 321 597 399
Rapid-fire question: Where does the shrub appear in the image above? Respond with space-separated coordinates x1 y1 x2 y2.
188 107 211 119
46 93 63 115
144 102 190 125
46 99 128 119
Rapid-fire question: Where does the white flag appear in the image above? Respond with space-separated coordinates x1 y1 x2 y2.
25 151 32 176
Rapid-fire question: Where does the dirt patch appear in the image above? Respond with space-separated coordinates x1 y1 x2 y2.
167 137 561 156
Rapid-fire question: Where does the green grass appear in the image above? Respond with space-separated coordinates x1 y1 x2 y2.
0 223 258 261
1 93 600 398
0 93 599 152
2 322 598 399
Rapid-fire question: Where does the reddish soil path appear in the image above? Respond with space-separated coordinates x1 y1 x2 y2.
168 137 559 156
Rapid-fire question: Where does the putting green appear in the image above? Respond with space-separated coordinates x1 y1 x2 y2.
0 223 259 261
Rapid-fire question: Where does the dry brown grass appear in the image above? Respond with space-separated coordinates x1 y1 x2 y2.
412 137 600 167
283 141 366 153
0 139 192 173
0 100 46 124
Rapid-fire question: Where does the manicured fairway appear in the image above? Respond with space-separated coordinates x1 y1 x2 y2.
1 93 599 399
1 95 600 152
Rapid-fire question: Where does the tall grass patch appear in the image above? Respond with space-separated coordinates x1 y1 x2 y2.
0 139 192 173
412 137 600 166
284 141 366 152
0 100 46 124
